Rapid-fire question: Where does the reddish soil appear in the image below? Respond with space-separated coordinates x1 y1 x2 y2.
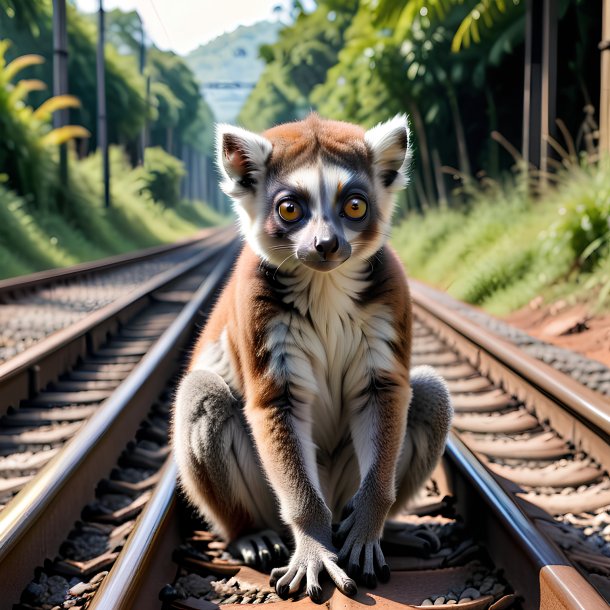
505 297 610 369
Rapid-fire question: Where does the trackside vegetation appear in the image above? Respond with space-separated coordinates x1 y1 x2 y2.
0 1 225 280
237 0 607 314
393 161 610 315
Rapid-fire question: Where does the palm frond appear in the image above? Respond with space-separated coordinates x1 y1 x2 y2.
9 78 46 103
451 0 514 52
41 125 91 147
33 95 82 121
4 54 45 82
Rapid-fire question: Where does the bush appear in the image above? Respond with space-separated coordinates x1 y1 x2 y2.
140 147 185 208
0 40 89 209
539 162 610 273
392 161 610 315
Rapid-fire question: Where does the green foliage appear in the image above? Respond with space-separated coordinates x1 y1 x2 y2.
370 0 524 51
0 184 79 276
0 150 226 280
0 41 90 208
539 163 610 273
103 9 216 156
0 0 41 33
393 162 610 314
238 0 357 130
140 146 186 208
0 2 146 152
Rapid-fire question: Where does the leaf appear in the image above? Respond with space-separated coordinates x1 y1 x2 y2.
579 236 607 262
9 79 47 103
33 95 82 120
40 125 91 146
4 54 45 82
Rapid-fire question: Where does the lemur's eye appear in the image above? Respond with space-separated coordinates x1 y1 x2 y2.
278 199 303 222
342 197 368 220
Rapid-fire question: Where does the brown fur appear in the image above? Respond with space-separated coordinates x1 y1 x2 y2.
174 115 452 600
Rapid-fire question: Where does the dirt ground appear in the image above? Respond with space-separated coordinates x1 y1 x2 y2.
506 297 610 369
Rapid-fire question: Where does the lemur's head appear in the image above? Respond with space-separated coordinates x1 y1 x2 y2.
217 114 410 272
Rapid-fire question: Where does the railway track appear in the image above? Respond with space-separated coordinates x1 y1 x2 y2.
0 228 237 607
1 247 609 609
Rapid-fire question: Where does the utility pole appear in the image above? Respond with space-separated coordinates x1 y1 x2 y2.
96 0 110 208
522 0 557 175
522 0 542 168
138 14 146 166
52 0 68 200
600 0 610 156
540 0 558 176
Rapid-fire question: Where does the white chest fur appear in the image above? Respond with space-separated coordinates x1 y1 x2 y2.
266 264 398 456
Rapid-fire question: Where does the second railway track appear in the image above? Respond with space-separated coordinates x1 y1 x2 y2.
0 229 238 606
1 243 609 609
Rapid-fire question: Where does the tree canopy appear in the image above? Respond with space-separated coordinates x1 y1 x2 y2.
239 0 600 211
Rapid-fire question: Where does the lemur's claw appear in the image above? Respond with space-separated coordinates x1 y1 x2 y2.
269 566 288 587
308 585 323 604
230 529 288 572
363 572 377 589
277 584 290 599
346 561 362 580
378 563 391 583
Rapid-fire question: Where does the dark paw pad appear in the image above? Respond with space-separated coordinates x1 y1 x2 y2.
343 579 358 597
346 562 362 580
308 585 323 604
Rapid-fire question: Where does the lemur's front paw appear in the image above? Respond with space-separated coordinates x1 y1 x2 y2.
334 505 390 589
269 537 356 604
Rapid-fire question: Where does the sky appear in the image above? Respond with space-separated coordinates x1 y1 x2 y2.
73 0 300 56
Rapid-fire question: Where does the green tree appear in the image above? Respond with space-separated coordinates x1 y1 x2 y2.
238 0 358 130
0 1 146 153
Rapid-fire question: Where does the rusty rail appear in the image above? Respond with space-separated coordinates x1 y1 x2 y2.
0 228 233 414
410 279 610 609
0 228 219 299
0 238 237 601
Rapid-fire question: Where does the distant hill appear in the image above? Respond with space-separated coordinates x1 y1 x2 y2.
186 21 282 124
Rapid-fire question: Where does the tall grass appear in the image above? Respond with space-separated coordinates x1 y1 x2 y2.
0 151 228 280
393 160 610 315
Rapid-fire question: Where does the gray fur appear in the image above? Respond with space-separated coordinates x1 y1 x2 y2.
175 364 452 593
173 370 281 538
392 365 453 512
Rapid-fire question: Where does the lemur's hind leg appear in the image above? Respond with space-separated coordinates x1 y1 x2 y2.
392 365 453 510
383 365 453 553
173 370 287 570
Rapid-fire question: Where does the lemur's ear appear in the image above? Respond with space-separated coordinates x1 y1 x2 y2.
216 124 272 196
365 114 411 190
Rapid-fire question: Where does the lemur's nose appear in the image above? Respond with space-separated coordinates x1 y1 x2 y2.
314 234 339 259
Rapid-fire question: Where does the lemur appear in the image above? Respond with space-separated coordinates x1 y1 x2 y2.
172 114 452 603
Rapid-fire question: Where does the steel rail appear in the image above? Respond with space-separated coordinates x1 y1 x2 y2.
0 227 233 415
410 280 610 476
0 240 238 600
87 438 610 610
410 280 610 437
0 227 219 299
446 434 608 610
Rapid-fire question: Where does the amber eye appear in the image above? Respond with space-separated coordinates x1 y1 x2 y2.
343 197 368 220
278 199 303 222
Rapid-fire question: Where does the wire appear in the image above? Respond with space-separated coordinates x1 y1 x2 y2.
148 0 173 48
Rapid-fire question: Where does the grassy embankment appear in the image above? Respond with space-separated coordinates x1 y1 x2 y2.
392 161 610 315
0 148 227 280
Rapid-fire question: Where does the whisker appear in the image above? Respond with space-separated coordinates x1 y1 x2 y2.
273 252 297 280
